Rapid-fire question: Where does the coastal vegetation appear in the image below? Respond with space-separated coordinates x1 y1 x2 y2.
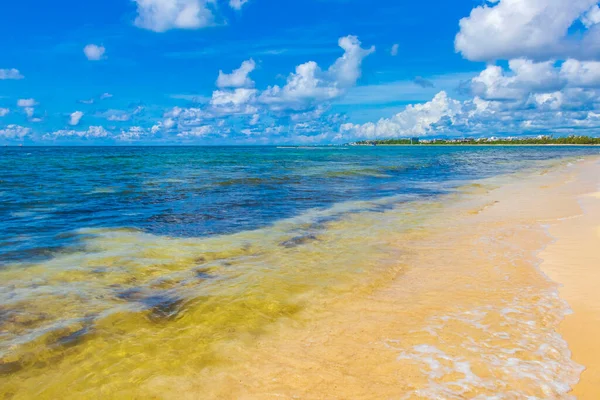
350 135 600 146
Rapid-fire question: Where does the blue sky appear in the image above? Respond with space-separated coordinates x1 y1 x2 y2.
1 0 600 144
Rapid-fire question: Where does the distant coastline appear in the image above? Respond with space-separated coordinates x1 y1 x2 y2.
349 135 600 146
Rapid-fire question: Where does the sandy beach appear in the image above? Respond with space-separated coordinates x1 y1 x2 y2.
164 156 600 399
2 154 599 399
5 0 600 397
538 166 600 398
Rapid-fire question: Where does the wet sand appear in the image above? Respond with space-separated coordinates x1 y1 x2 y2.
146 157 600 399
539 176 600 397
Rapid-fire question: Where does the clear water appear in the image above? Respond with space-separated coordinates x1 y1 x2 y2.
0 145 598 397
3 145 598 264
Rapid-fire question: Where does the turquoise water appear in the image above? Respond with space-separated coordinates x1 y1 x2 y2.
0 145 599 397
3 145 598 265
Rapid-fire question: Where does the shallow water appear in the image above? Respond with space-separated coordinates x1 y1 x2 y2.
0 146 599 398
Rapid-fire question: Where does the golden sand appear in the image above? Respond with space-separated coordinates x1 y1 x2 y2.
174 158 600 399
1 157 599 399
538 189 600 398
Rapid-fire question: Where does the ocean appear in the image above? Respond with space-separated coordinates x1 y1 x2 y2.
1 145 599 398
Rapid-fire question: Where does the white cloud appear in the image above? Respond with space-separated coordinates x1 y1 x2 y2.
107 115 129 122
0 68 24 80
69 111 84 126
133 0 215 32
151 118 176 133
455 0 598 61
103 110 131 122
100 93 113 100
532 91 564 110
259 35 374 110
340 80 600 140
117 126 154 141
341 91 463 138
0 125 31 139
260 61 342 109
229 0 249 10
48 126 109 139
470 59 562 100
210 88 258 114
16 99 37 119
159 35 374 142
390 44 399 56
177 125 213 137
328 36 375 87
467 58 600 102
0 108 9 117
560 59 600 87
84 44 106 61
17 98 36 107
164 118 176 129
582 4 600 27
216 59 256 88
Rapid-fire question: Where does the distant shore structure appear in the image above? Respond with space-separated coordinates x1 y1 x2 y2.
348 135 600 146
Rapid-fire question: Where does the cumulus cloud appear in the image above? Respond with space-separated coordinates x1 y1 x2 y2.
329 36 376 87
390 44 399 56
69 111 84 126
0 125 31 139
84 44 106 61
216 59 256 88
17 98 36 107
341 91 463 138
47 126 109 139
259 35 374 110
210 88 258 114
259 61 342 109
133 0 215 32
151 118 176 133
466 59 600 101
341 82 600 140
16 99 37 118
177 125 213 138
0 108 9 117
560 59 600 87
340 21 600 140
117 126 155 141
346 50 600 138
100 93 113 100
229 0 249 10
157 35 374 143
469 59 562 100
455 0 599 61
0 68 24 80
582 4 600 27
532 91 564 110
102 110 131 122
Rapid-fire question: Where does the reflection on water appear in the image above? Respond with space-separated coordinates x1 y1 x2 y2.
0 146 599 398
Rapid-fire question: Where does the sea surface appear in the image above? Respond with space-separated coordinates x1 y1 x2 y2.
0 145 599 398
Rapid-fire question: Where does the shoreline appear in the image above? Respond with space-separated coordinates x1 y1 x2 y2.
537 166 600 397
161 156 600 398
2 155 599 398
350 144 600 147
